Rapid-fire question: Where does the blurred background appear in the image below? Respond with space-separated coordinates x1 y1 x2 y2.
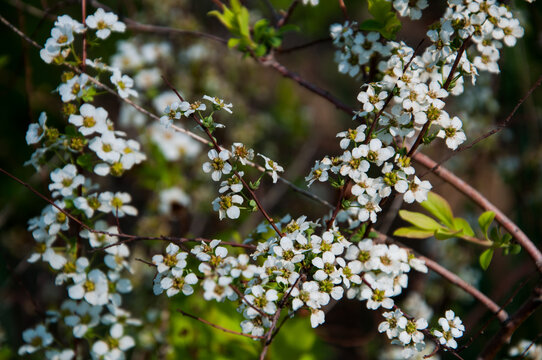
1 0 542 358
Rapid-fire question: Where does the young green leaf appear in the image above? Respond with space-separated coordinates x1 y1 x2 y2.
398 210 442 230
478 211 495 238
452 217 475 237
479 248 494 270
420 192 454 228
393 226 434 239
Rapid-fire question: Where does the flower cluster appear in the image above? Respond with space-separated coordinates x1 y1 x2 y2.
20 10 145 360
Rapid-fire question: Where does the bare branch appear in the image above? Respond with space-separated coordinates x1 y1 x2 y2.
176 309 265 339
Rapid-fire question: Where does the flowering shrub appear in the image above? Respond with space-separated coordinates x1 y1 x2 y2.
1 0 542 359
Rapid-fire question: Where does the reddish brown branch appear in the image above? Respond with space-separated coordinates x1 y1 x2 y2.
176 309 264 339
277 0 299 28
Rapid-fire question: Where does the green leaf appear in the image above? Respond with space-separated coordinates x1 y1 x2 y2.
420 192 454 228
227 38 241 49
393 226 434 239
434 227 461 240
478 211 495 238
509 244 521 255
479 248 494 270
76 153 94 171
359 0 402 39
398 210 442 230
452 217 475 237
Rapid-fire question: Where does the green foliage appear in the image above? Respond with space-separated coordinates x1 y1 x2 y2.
393 191 521 270
479 248 494 270
359 0 402 39
394 192 482 241
209 1 295 56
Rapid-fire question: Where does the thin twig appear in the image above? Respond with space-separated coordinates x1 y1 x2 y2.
277 37 331 54
337 0 349 20
177 309 265 339
277 0 299 28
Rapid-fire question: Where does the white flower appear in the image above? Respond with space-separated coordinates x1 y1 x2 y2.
191 239 228 263
305 158 331 186
397 317 428 345
357 85 388 113
336 125 367 149
26 112 48 145
57 74 90 103
88 131 123 163
64 301 102 338
258 154 284 183
393 0 428 20
159 101 190 127
352 138 394 166
90 327 134 360
272 236 305 264
378 309 405 339
310 309 325 328
50 24 75 47
396 176 432 203
159 269 198 297
184 101 206 117
98 191 138 217
86 8 126 39
45 349 75 360
231 143 254 165
68 269 109 306
110 71 138 98
203 95 233 114
212 194 243 220
244 285 279 316
437 116 466 150
49 164 85 198
69 104 109 136
202 149 232 181
202 276 237 302
219 172 244 193
152 243 188 273
18 324 54 355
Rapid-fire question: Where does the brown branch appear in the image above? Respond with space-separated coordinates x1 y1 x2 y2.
338 0 349 20
176 309 265 339
477 280 542 360
413 153 542 273
277 0 299 28
258 57 356 116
